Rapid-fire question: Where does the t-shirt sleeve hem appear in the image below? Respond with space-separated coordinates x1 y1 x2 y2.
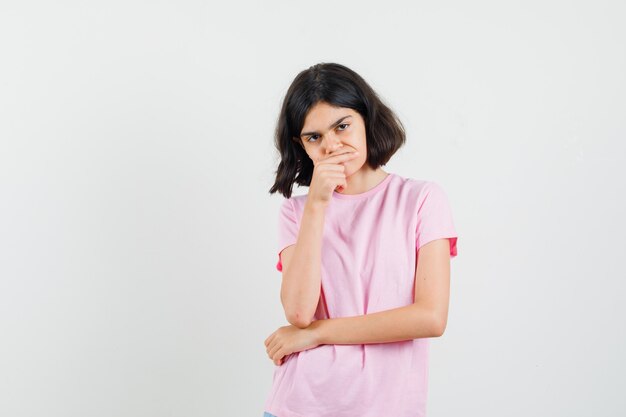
276 242 297 272
417 235 458 258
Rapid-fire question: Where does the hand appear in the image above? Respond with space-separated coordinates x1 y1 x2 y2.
308 149 359 206
264 322 323 366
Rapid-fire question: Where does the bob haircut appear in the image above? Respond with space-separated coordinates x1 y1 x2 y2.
269 62 406 199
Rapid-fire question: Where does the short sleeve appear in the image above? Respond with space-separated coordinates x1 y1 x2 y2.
415 181 458 258
276 198 299 272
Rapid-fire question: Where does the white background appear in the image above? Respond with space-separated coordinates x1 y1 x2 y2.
1 1 624 416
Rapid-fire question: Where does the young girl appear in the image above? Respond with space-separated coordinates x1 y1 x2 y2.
263 63 458 417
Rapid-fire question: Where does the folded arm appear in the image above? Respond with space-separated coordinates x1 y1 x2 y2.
308 238 452 344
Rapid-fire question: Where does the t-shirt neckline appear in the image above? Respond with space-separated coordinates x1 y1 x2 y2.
332 173 394 200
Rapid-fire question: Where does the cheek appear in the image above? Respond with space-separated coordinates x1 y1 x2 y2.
352 132 366 150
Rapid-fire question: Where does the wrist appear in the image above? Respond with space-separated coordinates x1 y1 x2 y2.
308 319 327 345
304 199 327 214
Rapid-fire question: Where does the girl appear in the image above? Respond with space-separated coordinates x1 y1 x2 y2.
263 63 458 417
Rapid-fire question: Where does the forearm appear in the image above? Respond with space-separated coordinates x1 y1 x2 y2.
309 303 442 345
281 200 326 328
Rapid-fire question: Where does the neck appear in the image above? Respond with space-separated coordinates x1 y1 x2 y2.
338 167 389 195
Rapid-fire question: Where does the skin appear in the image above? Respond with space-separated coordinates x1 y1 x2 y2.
298 101 390 196
264 101 452 366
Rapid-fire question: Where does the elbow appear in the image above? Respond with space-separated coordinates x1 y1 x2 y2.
432 316 447 337
287 310 314 329
282 295 315 329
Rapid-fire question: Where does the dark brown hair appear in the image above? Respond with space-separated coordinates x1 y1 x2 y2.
269 63 406 199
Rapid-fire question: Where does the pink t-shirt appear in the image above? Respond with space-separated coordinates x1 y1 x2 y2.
265 172 458 417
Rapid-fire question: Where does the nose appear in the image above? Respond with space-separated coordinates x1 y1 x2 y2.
324 133 343 154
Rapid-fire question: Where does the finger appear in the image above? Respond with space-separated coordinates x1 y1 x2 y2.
319 164 347 171
271 348 284 363
331 171 347 181
266 339 275 356
318 151 359 165
268 344 282 359
316 149 356 163
314 166 346 178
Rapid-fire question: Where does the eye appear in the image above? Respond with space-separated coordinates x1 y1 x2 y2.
337 123 349 131
306 134 320 143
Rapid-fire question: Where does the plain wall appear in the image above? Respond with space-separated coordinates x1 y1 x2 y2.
0 1 624 416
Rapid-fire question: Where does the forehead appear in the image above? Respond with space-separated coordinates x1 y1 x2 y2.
302 102 357 128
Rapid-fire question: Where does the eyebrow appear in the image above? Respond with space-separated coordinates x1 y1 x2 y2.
300 115 353 138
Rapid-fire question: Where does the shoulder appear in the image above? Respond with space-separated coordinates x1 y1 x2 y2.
286 194 308 211
278 194 308 221
388 175 454 216
278 193 307 208
388 173 438 199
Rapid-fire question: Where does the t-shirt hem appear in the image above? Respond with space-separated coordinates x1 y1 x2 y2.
265 406 308 417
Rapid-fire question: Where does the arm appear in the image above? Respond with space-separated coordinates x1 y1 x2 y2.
280 200 327 329
308 238 452 344
309 303 440 345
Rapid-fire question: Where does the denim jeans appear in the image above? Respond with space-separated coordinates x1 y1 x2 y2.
263 412 277 417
